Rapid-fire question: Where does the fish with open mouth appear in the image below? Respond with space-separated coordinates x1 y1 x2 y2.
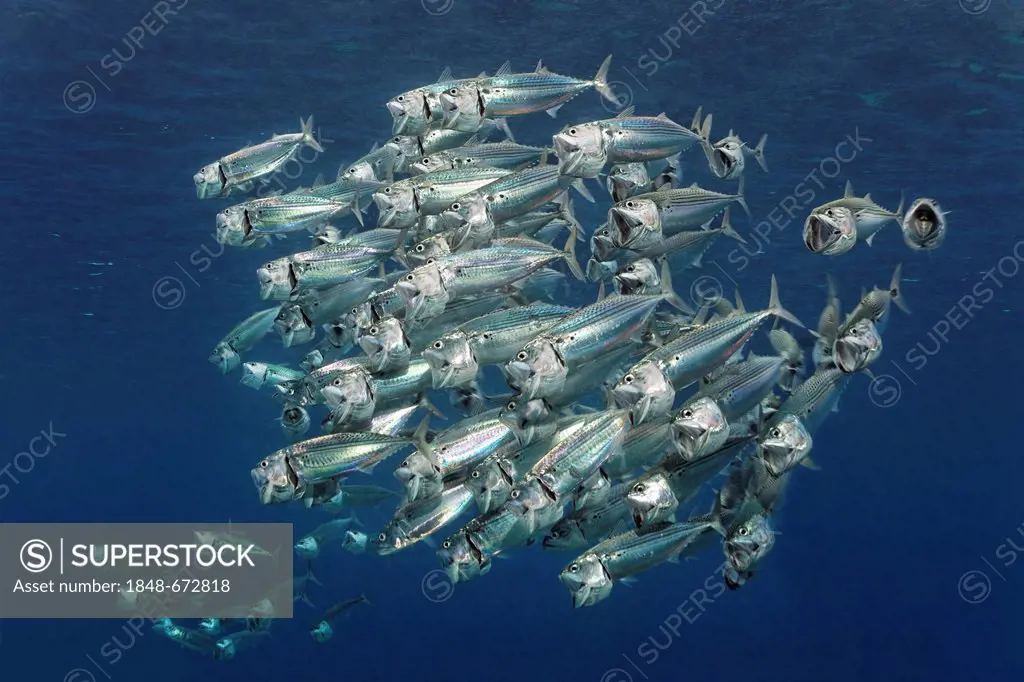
195 116 323 199
723 510 776 590
374 481 476 555
901 197 947 250
832 318 882 373
386 65 493 136
274 278 387 348
697 114 768 181
209 307 279 374
839 264 910 336
542 483 633 551
803 206 858 256
758 414 813 477
321 358 435 430
411 141 549 175
373 165 513 229
256 243 393 302
240 362 305 390
280 404 311 442
339 142 401 184
609 179 750 245
386 119 515 174
357 317 413 374
811 181 904 248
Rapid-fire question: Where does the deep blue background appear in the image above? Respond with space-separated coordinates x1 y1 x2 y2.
2 0 1024 680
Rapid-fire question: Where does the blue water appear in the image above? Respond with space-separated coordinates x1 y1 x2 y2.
3 0 1024 679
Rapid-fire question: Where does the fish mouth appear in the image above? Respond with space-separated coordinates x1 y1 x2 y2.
611 382 643 410
587 257 616 283
629 396 653 427
504 360 534 388
357 335 384 359
803 214 832 253
609 207 638 247
632 507 645 528
387 100 407 120
833 338 863 374
439 209 468 231
715 148 734 176
614 272 644 295
910 203 939 238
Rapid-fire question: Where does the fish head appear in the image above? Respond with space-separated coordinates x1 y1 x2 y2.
385 135 423 174
293 537 319 561
396 263 450 324
406 234 453 268
572 472 612 514
437 530 489 583
467 459 514 514
256 258 295 301
804 206 857 255
209 342 241 374
610 198 661 248
194 162 226 199
410 152 456 176
833 318 882 374
197 619 221 636
342 530 368 553
626 472 679 528
251 451 299 505
422 330 477 389
440 84 483 131
611 362 674 427
588 223 618 263
586 257 618 284
215 205 252 246
614 258 662 296
672 396 729 461
543 518 587 550
553 123 606 171
503 338 567 400
759 414 812 477
373 183 418 229
607 163 650 203
559 554 613 609
273 304 314 348
358 317 412 373
394 450 442 501
240 362 269 389
725 513 776 574
499 397 554 446
709 137 745 179
901 198 946 250
321 370 375 427
309 621 334 644
440 195 491 246
387 89 429 136
280 404 310 440
506 478 557 536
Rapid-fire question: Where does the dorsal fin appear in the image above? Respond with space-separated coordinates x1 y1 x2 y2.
614 105 636 119
863 192 873 201
369 142 379 153
437 66 453 83
494 61 512 77
690 105 704 133
597 280 606 302
535 59 549 74
657 112 668 119
843 180 854 198
734 288 746 314
656 183 674 192
311 173 325 188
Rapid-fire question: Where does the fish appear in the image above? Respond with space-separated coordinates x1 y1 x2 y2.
611 276 800 426
803 206 858 256
723 511 776 590
758 414 813 477
505 261 686 400
374 481 475 555
698 353 793 422
396 236 582 326
811 181 904 248
373 165 513 229
559 517 717 608
597 108 705 163
308 482 402 513
256 244 392 302
411 142 550 175
609 179 750 240
280 404 311 441
768 365 850 436
295 517 361 561
607 163 652 203
422 303 573 389
209 307 279 374
901 197 947 250
839 264 910 336
357 316 413 374
832 319 882 373
387 65 493 136
443 55 615 122
543 483 633 551
670 396 730 461
401 234 453 268
321 359 435 430
195 116 323 199
214 630 271 660
698 115 768 180
386 121 514 174
240 362 305 390
251 430 415 504
273 277 387 348
812 275 842 367
309 594 370 644
339 142 401 184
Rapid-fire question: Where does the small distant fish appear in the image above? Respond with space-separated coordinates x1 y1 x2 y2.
309 594 370 644
901 198 947 250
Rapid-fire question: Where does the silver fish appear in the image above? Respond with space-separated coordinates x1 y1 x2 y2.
374 482 475 555
803 206 858 256
901 197 947 250
256 244 392 301
839 264 910 336
411 142 549 175
699 116 768 180
832 318 882 373
812 181 904 248
373 165 513 229
209 307 279 374
357 317 412 374
758 414 813 477
240 362 305 390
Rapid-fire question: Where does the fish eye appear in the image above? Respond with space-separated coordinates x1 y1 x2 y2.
451 202 460 210
568 128 577 135
471 470 480 479
433 341 443 349
400 459 408 468
633 483 645 494
506 400 517 410
568 563 579 572
739 526 749 536
378 533 387 542
770 428 781 439
516 352 527 361
623 374 634 383
368 326 378 335
682 409 693 418
481 333 490 339
392 137 401 143
449 88 458 95
406 274 415 281
384 187 392 194
397 95 405 102
850 327 859 335
626 201 635 208
259 460 268 469
510 489 520 499
626 265 636 272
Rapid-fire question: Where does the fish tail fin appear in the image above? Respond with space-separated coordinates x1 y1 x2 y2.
894 190 906 219
301 116 325 153
718 207 746 243
412 412 443 472
689 106 704 134
349 512 364 528
305 561 323 586
555 194 585 241
495 118 516 143
593 54 616 104
571 178 595 203
752 133 768 173
889 263 911 314
658 259 694 315
561 227 585 281
768 275 804 328
735 174 752 219
699 112 713 143
360 593 372 606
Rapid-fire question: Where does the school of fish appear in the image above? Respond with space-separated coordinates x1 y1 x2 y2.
161 55 946 655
